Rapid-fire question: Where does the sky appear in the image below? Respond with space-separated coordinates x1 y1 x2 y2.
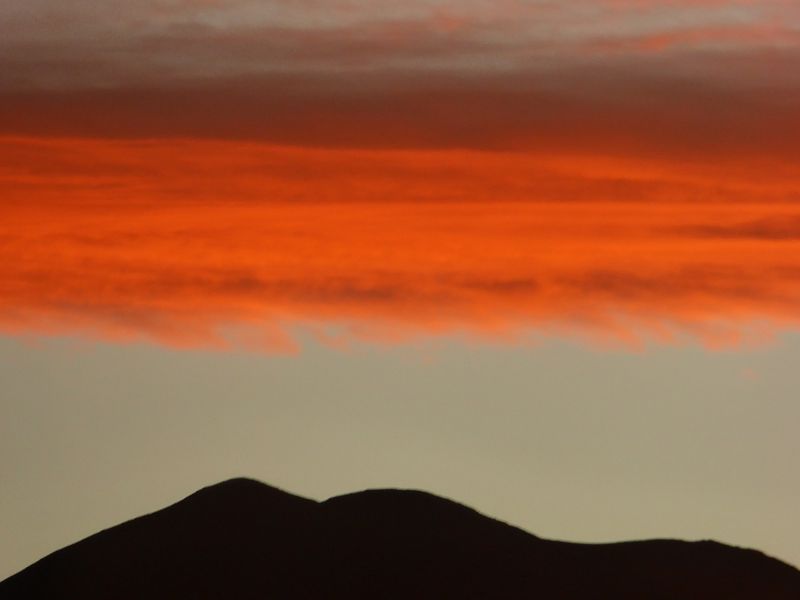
1 0 799 577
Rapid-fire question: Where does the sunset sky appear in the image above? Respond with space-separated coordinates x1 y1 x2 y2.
2 0 800 577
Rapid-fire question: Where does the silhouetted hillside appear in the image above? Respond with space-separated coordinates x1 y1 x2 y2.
2 478 798 599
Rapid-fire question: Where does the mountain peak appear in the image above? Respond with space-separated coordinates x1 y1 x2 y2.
323 488 491 524
194 477 285 496
173 477 315 516
2 478 798 599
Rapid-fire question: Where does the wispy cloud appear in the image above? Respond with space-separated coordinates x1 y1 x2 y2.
2 137 799 351
1 65 798 164
2 1 797 161
3 2 798 351
674 216 800 240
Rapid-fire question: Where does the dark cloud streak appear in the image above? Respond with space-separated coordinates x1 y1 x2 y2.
1 67 798 160
674 216 800 240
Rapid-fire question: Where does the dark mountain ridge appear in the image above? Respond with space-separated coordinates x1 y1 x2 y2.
2 478 798 599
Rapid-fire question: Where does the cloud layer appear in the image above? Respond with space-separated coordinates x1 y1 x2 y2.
2 2 798 152
2 137 799 351
2 2 798 350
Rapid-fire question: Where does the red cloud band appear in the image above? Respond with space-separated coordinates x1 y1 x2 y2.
2 137 799 351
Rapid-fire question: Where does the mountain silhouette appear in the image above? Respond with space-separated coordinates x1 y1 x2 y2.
2 478 798 598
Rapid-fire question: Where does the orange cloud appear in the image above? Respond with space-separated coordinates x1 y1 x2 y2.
2 2 797 352
2 136 799 352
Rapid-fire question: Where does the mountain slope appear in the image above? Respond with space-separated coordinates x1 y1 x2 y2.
2 478 798 599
